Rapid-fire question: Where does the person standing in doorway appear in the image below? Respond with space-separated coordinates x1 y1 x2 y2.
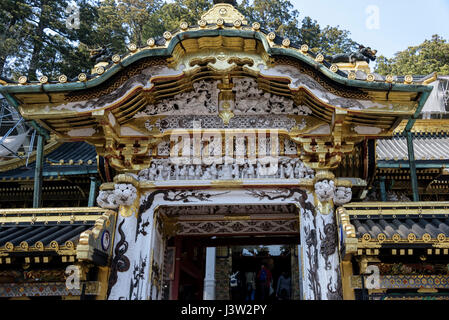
276 272 291 300
245 271 256 301
256 264 272 301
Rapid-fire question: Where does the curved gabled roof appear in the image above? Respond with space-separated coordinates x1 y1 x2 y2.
0 4 432 96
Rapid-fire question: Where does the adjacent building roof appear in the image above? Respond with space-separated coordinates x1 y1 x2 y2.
0 207 116 266
376 135 449 161
340 203 449 247
0 142 97 181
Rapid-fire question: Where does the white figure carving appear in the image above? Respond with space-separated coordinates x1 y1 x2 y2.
232 163 240 179
333 187 353 206
221 163 233 180
156 164 164 180
314 180 335 202
210 163 218 179
188 165 195 180
96 190 119 209
195 165 202 179
241 163 248 179
247 163 255 179
179 165 187 180
138 168 149 180
113 184 138 206
203 167 212 180
285 161 294 179
174 164 180 180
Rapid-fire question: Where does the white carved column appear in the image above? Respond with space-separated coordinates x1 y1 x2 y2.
203 247 216 300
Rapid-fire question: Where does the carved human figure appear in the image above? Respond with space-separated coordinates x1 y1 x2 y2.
221 163 233 180
210 163 218 179
179 165 187 180
285 161 294 179
232 163 240 179
156 163 164 180
278 161 285 179
149 163 157 181
195 165 202 179
138 168 149 181
241 163 248 179
174 164 180 180
188 165 196 180
247 163 255 179
203 167 212 180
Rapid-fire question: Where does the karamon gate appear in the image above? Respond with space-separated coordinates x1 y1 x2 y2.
0 1 433 300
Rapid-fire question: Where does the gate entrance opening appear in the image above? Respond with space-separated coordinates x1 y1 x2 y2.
167 235 301 301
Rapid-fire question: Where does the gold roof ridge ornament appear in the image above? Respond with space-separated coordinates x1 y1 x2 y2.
201 2 248 25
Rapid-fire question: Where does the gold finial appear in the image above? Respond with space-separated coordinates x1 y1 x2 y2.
128 43 137 52
404 75 413 84
180 22 189 30
39 76 48 84
58 75 68 83
18 76 27 84
282 38 291 48
366 74 375 82
147 38 156 47
300 44 309 53
198 19 207 28
163 31 172 40
267 32 276 41
78 73 87 82
385 75 394 83
233 19 242 28
112 54 121 63
96 66 105 75
315 54 324 63
252 22 260 31
219 102 234 125
330 64 339 73
348 72 356 80
217 18 224 27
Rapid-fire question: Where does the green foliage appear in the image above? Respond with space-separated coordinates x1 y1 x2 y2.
0 0 362 81
375 35 449 76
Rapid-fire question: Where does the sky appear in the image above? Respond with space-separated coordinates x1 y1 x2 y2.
291 0 449 58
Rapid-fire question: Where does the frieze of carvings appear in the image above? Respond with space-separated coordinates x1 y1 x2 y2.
137 157 315 182
158 204 298 217
135 80 220 117
144 115 303 133
261 65 371 110
233 78 312 115
59 65 170 112
273 56 369 100
65 57 168 103
176 219 299 236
